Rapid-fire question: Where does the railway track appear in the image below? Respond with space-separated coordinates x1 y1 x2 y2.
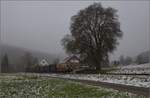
49 76 150 98
17 73 150 97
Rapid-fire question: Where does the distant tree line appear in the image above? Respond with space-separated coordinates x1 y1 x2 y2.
0 52 60 73
119 55 133 65
116 51 150 66
135 51 150 64
0 52 39 73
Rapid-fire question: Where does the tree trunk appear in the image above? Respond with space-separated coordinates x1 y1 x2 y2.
96 65 101 71
95 59 101 71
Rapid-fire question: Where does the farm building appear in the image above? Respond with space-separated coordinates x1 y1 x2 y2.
39 59 49 66
56 55 80 72
37 59 56 73
27 58 56 73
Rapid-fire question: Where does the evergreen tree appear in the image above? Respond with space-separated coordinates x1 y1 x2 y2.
1 53 9 73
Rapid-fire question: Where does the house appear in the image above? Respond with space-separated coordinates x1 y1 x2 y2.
63 55 80 63
56 55 80 72
35 59 50 72
39 59 49 66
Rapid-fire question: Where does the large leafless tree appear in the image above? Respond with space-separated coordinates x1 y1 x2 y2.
62 3 123 71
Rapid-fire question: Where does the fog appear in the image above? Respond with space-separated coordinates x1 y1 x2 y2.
0 1 149 60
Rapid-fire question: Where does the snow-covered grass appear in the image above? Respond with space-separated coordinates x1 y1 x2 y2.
109 63 150 74
48 74 150 88
0 73 146 98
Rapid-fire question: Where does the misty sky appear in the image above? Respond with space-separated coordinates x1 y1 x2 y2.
0 1 150 60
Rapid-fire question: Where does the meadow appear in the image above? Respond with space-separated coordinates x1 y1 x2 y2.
0 73 146 98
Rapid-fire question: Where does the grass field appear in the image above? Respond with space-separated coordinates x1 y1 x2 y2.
0 74 146 98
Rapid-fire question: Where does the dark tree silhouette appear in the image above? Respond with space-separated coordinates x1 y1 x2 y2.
62 3 122 71
32 57 39 66
21 52 34 72
124 56 132 65
53 58 60 65
119 55 125 65
136 51 150 64
1 53 9 73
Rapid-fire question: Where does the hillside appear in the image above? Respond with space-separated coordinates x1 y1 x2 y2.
0 43 57 71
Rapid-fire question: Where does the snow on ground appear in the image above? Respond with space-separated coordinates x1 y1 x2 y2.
109 63 150 74
14 63 150 88
41 63 150 88
46 74 150 88
0 74 145 98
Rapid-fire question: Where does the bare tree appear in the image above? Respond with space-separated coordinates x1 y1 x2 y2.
62 3 122 71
